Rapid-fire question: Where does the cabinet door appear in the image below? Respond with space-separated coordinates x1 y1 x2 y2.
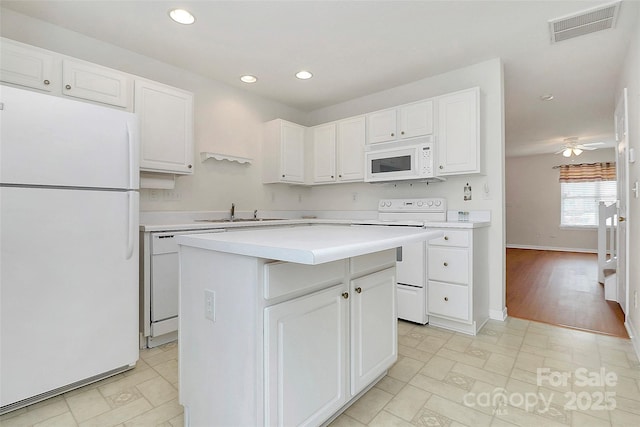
135 80 194 174
0 39 56 92
281 121 305 183
337 116 365 182
437 88 480 175
62 59 131 108
264 284 348 427
366 108 397 144
350 267 397 395
398 100 433 139
313 123 337 183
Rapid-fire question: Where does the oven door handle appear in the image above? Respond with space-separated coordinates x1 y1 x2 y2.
396 247 403 262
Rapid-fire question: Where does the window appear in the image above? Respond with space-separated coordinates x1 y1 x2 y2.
560 181 617 227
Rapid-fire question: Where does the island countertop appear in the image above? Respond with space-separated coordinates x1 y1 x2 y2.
176 224 444 265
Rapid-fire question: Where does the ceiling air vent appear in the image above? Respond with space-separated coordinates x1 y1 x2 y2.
549 1 621 43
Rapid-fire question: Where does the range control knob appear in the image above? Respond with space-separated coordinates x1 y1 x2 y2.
417 201 424 207
427 200 434 207
435 200 442 206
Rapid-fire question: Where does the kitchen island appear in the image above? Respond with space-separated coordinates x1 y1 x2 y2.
176 224 443 427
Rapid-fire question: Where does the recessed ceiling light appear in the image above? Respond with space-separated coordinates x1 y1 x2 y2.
169 9 195 25
240 75 258 83
295 70 313 80
540 94 554 101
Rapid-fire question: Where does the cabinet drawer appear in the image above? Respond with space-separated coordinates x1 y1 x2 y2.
350 249 395 277
264 260 345 300
428 281 469 321
428 229 469 247
428 247 469 284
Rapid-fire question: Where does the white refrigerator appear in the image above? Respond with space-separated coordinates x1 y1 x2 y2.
0 86 140 413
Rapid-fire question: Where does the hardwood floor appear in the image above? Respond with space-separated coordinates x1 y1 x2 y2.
506 248 628 338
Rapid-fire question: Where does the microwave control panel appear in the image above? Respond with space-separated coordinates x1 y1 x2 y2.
420 144 434 176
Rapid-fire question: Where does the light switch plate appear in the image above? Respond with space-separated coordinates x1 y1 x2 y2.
204 289 216 322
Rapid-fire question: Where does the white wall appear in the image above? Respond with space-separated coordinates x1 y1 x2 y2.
616 5 640 351
506 149 616 252
1 9 507 320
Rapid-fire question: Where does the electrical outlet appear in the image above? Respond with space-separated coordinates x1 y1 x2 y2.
163 190 182 201
149 189 161 201
352 192 358 202
204 289 216 322
635 291 638 309
298 194 302 203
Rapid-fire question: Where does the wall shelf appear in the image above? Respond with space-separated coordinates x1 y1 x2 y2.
199 152 252 164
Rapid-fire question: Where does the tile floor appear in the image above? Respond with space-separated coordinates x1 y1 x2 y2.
1 318 639 426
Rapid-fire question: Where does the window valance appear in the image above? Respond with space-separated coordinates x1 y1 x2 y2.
558 162 616 183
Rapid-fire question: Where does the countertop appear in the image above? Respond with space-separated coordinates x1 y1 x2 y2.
176 224 445 265
141 218 489 232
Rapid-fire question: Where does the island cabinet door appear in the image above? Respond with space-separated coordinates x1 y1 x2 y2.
264 284 348 427
350 267 398 396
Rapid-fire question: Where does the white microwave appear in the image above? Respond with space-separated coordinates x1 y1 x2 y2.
364 137 443 183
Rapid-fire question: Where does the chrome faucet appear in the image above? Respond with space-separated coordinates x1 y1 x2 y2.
253 209 258 219
230 203 235 221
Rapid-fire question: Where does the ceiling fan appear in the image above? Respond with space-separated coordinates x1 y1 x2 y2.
554 137 604 157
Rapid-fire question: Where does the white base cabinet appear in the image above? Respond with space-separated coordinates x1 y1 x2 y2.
179 246 397 427
425 227 489 335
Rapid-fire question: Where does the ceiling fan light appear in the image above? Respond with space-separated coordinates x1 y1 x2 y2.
572 148 583 156
563 148 572 157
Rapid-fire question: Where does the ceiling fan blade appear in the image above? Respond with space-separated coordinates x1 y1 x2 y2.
575 144 597 150
581 142 605 147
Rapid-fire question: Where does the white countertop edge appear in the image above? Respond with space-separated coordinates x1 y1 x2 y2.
141 218 489 232
176 226 444 265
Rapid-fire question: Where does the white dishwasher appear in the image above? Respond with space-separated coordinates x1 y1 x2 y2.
143 229 224 347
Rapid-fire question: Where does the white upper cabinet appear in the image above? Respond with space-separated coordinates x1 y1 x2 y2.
337 116 366 182
0 38 56 92
135 79 194 175
366 108 397 144
366 100 433 144
0 38 132 108
312 123 337 183
436 87 480 176
263 119 305 184
62 59 131 108
399 101 434 139
311 116 365 184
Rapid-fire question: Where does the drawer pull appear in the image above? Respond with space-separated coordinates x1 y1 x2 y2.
342 292 349 299
444 236 449 241
443 262 448 267
355 287 362 294
444 297 449 302
65 84 71 90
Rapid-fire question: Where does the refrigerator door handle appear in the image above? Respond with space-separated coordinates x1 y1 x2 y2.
126 192 137 260
126 120 139 190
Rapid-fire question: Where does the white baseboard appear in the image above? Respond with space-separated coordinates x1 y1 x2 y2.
506 244 597 254
490 307 508 321
625 320 640 363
